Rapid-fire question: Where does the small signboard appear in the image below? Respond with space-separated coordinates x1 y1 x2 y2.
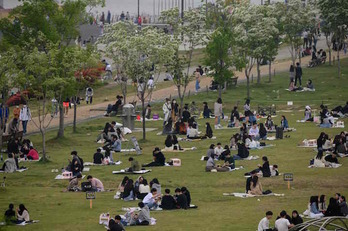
283 173 293 181
86 191 96 200
287 101 293 106
131 136 142 155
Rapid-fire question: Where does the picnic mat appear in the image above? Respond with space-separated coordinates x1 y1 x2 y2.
112 169 151 174
0 168 28 173
55 174 86 180
18 157 42 163
84 161 122 166
223 192 285 198
161 147 197 152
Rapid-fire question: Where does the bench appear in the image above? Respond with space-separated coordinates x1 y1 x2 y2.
226 77 238 87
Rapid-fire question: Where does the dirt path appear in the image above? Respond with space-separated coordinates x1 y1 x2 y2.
25 52 346 134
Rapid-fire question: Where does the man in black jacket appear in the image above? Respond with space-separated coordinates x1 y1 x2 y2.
295 62 303 87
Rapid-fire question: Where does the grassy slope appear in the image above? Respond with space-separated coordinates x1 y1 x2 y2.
1 60 348 231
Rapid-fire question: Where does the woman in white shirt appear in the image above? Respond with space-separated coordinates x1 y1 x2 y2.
17 204 30 222
214 98 223 129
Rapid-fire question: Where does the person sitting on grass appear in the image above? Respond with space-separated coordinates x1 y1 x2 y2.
16 204 29 224
164 135 173 150
122 177 134 201
339 196 348 217
174 188 188 209
275 210 294 231
309 196 324 218
66 173 82 192
0 153 17 173
214 143 224 158
128 157 140 172
325 197 341 217
257 211 273 231
313 150 326 168
26 146 39 160
182 106 191 122
150 178 162 195
291 210 303 227
172 135 182 151
66 151 84 176
137 179 150 200
203 102 211 118
204 144 215 161
259 123 267 140
305 79 314 90
265 115 274 131
111 135 122 152
4 203 16 224
186 124 202 139
219 145 230 161
205 154 229 172
233 142 250 160
135 202 151 225
114 215 126 231
270 165 279 177
248 175 264 196
223 152 235 169
142 147 165 167
324 152 339 165
280 115 289 130
205 122 213 138
229 106 240 128
160 189 176 210
258 156 271 177
248 123 260 140
93 148 104 164
87 175 105 192
246 170 257 193
142 188 161 210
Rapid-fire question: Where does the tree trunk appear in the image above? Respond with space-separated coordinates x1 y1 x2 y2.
142 98 146 140
218 84 222 98
329 48 331 65
57 105 64 138
337 48 340 78
245 69 250 99
256 60 261 84
73 98 77 133
268 61 272 82
41 130 46 161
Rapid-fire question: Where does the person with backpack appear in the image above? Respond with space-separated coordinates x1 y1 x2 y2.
66 151 84 176
85 87 93 104
19 104 31 134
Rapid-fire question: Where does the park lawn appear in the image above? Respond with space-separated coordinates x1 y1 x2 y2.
0 60 348 231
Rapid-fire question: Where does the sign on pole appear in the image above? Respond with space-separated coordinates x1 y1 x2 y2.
283 173 293 189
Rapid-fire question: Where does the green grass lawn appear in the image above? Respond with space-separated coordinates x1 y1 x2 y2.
0 60 348 230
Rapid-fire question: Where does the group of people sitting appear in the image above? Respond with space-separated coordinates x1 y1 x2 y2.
204 143 236 172
308 49 327 68
304 193 348 218
312 131 347 168
319 104 336 128
163 134 182 151
1 138 39 173
331 101 348 118
3 203 30 225
66 174 104 192
258 210 303 231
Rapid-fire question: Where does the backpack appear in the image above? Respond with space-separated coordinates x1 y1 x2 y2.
78 156 84 171
81 182 92 192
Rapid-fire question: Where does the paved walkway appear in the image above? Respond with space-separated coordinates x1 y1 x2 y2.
25 49 347 134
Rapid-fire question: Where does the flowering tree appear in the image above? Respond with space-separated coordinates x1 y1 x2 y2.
160 8 206 116
318 0 348 77
274 0 318 66
99 22 176 140
230 3 279 99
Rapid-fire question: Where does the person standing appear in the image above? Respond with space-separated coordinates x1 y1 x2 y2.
289 64 295 85
195 68 201 93
162 98 172 124
106 10 111 24
100 12 105 25
295 62 302 87
85 87 93 104
19 104 31 134
214 98 223 129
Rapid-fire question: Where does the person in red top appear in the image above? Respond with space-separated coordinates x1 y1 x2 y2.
27 147 39 160
137 16 142 26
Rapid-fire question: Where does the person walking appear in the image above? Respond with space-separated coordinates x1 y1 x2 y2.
19 104 31 134
214 98 223 129
295 62 302 87
85 87 93 104
195 68 201 93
